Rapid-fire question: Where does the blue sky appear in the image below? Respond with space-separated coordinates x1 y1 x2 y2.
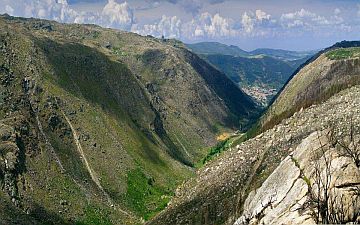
1 0 359 50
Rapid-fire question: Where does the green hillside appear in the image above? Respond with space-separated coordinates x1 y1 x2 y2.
204 54 295 89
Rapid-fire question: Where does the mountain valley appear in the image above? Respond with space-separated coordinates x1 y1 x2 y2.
149 41 360 225
187 42 314 105
0 13 360 225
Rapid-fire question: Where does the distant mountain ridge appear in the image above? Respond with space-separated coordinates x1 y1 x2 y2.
249 48 317 61
186 42 316 61
186 42 249 57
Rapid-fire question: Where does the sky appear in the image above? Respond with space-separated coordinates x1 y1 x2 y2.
0 0 359 51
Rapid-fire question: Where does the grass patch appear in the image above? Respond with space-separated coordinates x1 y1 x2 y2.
75 205 113 225
124 168 172 221
111 46 127 56
290 156 311 187
326 47 360 60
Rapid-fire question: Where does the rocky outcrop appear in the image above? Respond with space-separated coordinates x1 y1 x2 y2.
0 123 22 207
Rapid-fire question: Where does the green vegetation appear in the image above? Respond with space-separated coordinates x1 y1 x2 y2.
199 139 231 166
111 46 127 56
326 47 360 60
250 48 316 61
75 205 113 225
186 42 249 57
231 122 261 146
186 42 315 60
260 44 360 135
261 75 360 134
125 168 172 221
204 54 296 90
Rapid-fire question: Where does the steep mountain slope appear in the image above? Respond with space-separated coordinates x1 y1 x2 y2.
187 42 314 105
0 15 259 224
261 42 360 131
148 43 360 225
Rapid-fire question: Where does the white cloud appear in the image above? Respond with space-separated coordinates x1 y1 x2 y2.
240 10 272 35
133 15 182 38
16 0 77 22
4 5 14 14
255 9 271 21
182 12 237 39
0 0 358 44
0 0 135 31
334 8 341 15
101 0 133 30
280 8 350 32
241 12 254 33
280 8 331 28
134 12 238 40
204 13 235 37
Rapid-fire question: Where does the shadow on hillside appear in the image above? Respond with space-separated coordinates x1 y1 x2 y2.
32 37 192 166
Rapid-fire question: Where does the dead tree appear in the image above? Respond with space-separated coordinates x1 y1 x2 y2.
305 126 360 224
335 119 360 167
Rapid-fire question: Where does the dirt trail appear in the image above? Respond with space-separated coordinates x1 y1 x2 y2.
59 109 133 217
62 111 102 190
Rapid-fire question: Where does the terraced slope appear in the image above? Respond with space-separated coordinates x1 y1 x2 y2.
0 15 259 224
